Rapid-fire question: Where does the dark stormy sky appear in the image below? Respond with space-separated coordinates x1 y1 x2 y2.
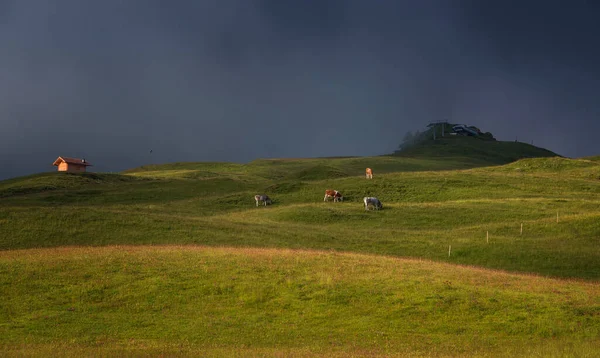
2 1 600 179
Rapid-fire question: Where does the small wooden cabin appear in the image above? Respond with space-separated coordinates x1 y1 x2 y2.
53 156 92 173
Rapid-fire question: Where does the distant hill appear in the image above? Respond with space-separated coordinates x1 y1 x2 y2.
393 136 559 164
394 122 559 164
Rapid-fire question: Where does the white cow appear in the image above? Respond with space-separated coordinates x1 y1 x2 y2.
254 194 272 207
363 197 383 210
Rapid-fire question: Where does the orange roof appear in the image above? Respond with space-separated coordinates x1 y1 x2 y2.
53 156 93 166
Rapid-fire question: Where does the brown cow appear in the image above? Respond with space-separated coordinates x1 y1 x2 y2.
324 189 344 202
366 167 373 179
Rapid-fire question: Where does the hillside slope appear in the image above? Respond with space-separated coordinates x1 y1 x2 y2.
1 246 598 357
394 136 559 164
2 152 600 356
1 154 599 280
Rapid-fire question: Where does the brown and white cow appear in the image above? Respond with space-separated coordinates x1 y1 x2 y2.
254 194 272 207
324 189 344 202
366 167 373 179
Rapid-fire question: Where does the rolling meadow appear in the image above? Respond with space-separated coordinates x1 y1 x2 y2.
1 138 599 357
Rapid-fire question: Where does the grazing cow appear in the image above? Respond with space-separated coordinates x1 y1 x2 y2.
363 197 383 210
366 167 373 179
254 194 272 207
324 189 344 202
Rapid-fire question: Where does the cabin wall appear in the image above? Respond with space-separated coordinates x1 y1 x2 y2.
57 163 87 172
73 165 86 172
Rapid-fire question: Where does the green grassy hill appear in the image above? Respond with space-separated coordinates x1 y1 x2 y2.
395 136 559 164
1 142 599 356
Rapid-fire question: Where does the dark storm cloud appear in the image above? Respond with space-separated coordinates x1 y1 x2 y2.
451 1 600 151
1 1 600 180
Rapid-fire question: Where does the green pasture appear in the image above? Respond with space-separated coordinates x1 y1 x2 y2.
2 155 599 279
1 247 598 357
1 140 600 356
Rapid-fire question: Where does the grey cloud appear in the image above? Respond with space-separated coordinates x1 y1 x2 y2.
1 1 600 179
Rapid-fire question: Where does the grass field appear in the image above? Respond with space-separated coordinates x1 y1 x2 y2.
1 139 600 356
1 246 599 357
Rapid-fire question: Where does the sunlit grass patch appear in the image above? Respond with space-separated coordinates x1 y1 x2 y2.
0 246 598 356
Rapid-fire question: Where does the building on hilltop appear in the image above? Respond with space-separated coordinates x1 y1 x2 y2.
53 156 92 173
427 120 450 140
